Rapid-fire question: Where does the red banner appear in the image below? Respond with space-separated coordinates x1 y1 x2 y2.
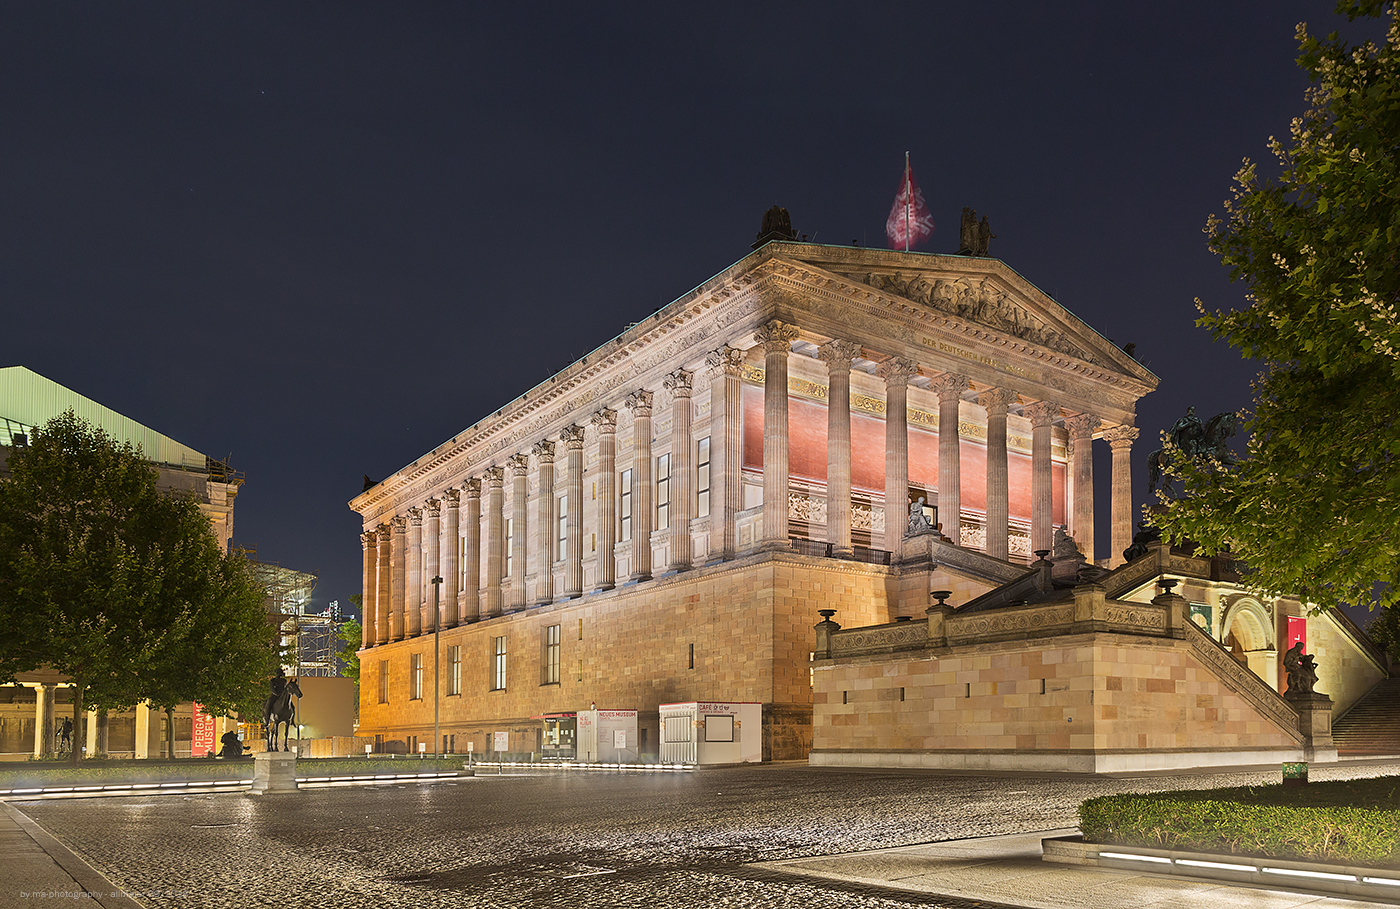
1287 616 1307 653
191 702 217 757
886 154 935 250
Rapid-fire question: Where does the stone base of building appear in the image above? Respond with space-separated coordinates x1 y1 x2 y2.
808 747 1322 775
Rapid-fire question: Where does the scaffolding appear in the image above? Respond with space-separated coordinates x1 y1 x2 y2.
245 560 344 677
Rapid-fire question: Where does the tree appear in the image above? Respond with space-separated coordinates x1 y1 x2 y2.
1154 1 1400 616
337 617 362 685
0 411 278 762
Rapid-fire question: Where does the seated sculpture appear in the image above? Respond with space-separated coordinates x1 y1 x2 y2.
1282 641 1319 695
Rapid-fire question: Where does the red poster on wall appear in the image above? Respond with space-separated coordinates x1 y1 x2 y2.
191 702 217 757
1287 616 1307 653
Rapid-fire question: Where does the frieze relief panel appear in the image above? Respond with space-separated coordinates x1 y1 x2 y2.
947 604 1075 642
832 621 929 656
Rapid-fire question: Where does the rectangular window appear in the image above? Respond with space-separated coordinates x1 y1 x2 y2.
656 453 670 529
449 644 462 696
557 494 568 556
504 517 514 578
542 624 561 685
696 437 711 518
378 660 389 704
618 469 632 542
410 653 423 700
492 636 507 690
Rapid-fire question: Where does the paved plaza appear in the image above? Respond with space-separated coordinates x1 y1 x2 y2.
5 761 1399 909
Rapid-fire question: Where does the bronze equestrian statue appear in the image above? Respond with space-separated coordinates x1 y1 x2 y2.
1147 407 1238 498
264 672 303 752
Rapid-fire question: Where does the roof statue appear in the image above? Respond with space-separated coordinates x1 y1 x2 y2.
1147 407 1239 497
957 207 994 256
752 205 797 249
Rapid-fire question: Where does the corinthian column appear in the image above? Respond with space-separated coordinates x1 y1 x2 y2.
592 408 618 590
979 387 1017 560
360 531 377 648
1024 401 1060 554
390 515 407 641
665 369 694 572
561 425 586 598
878 356 918 556
508 454 530 610
1105 425 1139 566
483 466 505 618
756 320 800 549
406 507 423 637
626 389 655 580
818 339 860 556
461 479 482 622
441 489 460 627
375 524 391 645
533 440 556 605
1066 413 1100 562
933 373 970 544
423 498 441 632
705 345 744 561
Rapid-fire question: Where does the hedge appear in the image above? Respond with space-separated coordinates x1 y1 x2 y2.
1079 775 1400 866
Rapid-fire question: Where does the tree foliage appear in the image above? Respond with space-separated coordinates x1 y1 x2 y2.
1154 1 1400 616
0 411 278 761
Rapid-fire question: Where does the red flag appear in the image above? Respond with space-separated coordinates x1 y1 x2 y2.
886 152 935 250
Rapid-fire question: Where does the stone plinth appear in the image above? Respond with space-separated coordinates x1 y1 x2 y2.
1286 690 1338 762
249 751 299 795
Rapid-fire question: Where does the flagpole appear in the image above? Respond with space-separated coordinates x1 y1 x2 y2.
904 151 911 252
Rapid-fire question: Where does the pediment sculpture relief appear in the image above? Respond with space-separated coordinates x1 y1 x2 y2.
837 270 1109 368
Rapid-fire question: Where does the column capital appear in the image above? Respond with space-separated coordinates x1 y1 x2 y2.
663 369 693 398
817 339 861 370
391 515 407 533
443 487 461 507
755 319 800 353
407 506 423 527
1024 400 1061 428
931 372 970 402
377 523 394 543
533 439 556 464
625 389 653 416
463 476 483 498
424 497 441 518
1065 413 1101 440
591 407 618 433
361 530 377 548
979 387 1018 416
483 466 505 488
876 356 918 387
561 425 586 449
705 344 746 377
507 453 530 476
1104 424 1140 450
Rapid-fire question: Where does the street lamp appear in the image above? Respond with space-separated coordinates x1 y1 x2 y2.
431 576 442 760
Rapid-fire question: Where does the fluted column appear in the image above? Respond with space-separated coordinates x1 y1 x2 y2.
878 356 918 555
980 388 1017 560
375 524 391 644
33 684 52 759
1105 425 1139 566
1067 414 1100 562
756 320 800 549
406 507 423 637
390 515 407 641
461 479 482 623
626 390 654 580
441 489 460 627
591 408 618 590
508 454 530 610
561 426 586 598
360 531 377 648
423 498 441 632
483 466 505 618
533 440 556 605
1024 401 1060 554
705 345 744 561
933 373 970 543
818 340 860 556
665 370 694 572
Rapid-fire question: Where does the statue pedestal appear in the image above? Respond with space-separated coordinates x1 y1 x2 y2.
1286 691 1337 763
249 751 299 795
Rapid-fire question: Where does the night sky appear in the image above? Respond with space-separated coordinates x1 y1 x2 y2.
2 3 1374 618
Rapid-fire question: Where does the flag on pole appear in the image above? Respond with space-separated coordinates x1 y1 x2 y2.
885 152 935 250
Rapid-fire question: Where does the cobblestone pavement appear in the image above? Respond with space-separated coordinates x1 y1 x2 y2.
13 762 1397 909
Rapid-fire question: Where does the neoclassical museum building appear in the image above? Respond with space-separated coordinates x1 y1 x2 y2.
352 225 1180 761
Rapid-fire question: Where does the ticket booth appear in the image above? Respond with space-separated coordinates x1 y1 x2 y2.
577 708 638 762
658 701 762 764
538 712 578 760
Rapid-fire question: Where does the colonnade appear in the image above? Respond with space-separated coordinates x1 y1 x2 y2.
361 319 1137 649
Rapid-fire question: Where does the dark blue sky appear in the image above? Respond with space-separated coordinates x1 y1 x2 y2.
1 3 1372 615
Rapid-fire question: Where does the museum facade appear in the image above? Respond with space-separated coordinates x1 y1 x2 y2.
351 236 1158 759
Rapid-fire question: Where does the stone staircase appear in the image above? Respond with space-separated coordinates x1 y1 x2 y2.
1332 677 1400 755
